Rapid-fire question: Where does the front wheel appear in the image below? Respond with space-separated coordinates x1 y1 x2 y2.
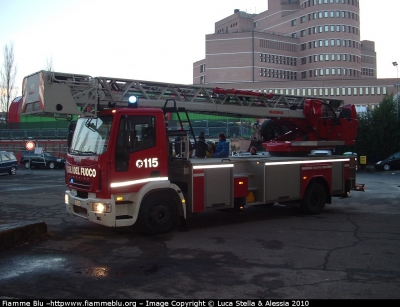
48 162 55 169
24 161 30 169
383 164 391 171
138 193 178 235
300 182 326 214
9 166 17 175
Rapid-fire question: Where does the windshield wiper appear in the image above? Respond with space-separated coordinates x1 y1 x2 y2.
70 149 97 155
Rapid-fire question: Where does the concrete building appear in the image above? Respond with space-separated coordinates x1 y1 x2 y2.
193 0 398 110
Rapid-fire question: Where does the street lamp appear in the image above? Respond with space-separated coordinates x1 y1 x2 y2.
393 62 399 120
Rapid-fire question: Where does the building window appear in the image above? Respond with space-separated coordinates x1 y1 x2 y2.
332 68 336 75
336 88 340 96
337 68 341 75
365 87 369 95
301 16 306 23
330 25 335 32
325 68 330 75
320 54 324 61
325 40 329 47
347 88 352 95
200 64 205 73
331 54 335 61
200 76 205 84
371 87 375 95
324 11 328 18
359 87 363 96
291 19 297 26
325 25 329 32
377 87 381 95
342 88 346 96
325 54 329 61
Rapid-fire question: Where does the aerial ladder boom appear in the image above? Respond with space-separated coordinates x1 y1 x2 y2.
22 70 343 118
21 70 358 154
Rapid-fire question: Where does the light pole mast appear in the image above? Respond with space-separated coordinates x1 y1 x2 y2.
393 61 399 120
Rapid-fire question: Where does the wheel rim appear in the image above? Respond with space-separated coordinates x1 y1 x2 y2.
309 190 323 209
24 162 30 169
49 162 55 169
10 167 16 175
383 164 390 171
150 205 170 225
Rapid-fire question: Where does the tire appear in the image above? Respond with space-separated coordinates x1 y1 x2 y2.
300 182 326 215
9 166 17 175
24 161 30 169
48 162 56 169
383 164 391 171
138 193 178 235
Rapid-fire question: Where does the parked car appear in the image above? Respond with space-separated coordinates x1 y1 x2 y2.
20 151 66 169
0 151 18 175
375 151 400 171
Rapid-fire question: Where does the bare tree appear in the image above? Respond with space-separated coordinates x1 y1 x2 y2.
0 42 18 128
45 56 53 71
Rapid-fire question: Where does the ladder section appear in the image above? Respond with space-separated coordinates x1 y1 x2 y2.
22 70 345 119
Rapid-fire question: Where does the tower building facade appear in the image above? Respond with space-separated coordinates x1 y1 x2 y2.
193 0 394 109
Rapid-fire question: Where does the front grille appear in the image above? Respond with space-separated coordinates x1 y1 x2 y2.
77 190 88 198
70 179 92 190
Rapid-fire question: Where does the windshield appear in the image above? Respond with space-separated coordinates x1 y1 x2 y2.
70 115 113 155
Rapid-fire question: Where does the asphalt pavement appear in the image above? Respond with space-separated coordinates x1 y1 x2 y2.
1 166 400 299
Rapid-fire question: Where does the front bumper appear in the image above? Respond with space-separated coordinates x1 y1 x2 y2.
65 190 136 227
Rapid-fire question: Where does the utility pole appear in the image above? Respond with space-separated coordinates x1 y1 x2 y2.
393 61 399 121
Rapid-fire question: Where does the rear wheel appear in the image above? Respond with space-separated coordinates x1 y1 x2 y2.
9 166 17 175
138 193 178 235
383 164 391 171
24 161 30 169
48 162 56 169
300 182 326 214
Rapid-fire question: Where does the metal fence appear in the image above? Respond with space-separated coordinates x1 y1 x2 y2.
0 128 69 139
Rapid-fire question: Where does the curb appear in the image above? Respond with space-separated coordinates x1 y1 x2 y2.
0 221 47 249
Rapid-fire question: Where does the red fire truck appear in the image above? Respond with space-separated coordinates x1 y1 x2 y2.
22 70 360 234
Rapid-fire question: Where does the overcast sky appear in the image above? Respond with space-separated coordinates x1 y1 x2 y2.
0 0 399 95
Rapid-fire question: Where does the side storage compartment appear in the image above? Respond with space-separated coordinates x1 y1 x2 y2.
264 163 301 203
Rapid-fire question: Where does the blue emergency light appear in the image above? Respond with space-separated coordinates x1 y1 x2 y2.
128 96 139 108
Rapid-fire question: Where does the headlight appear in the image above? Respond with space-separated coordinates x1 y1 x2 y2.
65 194 69 204
92 202 112 213
376 161 382 165
57 158 62 162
